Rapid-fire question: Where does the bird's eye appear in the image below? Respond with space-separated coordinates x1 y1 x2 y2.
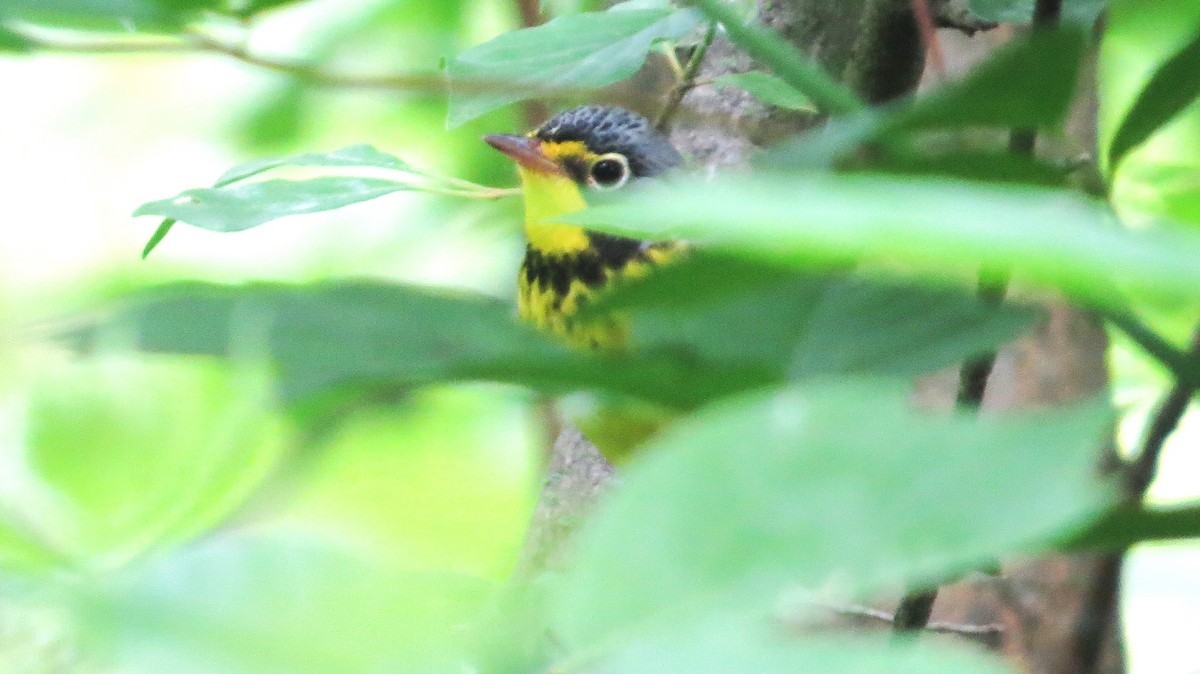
588 154 630 190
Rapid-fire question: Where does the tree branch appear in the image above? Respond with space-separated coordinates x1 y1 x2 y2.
655 21 717 131
10 26 593 98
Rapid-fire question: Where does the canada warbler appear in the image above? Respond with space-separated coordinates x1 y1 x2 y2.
485 105 684 456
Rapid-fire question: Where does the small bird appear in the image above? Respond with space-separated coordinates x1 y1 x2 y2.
484 105 683 351
485 105 684 456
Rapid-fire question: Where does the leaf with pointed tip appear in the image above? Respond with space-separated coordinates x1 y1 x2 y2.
139 145 417 256
446 6 701 127
714 72 815 111
134 177 404 233
566 174 1200 305
1107 28 1200 170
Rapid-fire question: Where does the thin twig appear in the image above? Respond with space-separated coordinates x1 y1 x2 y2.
654 21 717 131
816 601 1004 639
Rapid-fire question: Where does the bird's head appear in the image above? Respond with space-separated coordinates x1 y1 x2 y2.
484 106 681 252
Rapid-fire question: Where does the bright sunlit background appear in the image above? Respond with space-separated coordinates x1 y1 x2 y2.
1 0 1198 671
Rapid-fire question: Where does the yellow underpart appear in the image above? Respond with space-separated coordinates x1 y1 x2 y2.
513 137 682 460
516 166 590 255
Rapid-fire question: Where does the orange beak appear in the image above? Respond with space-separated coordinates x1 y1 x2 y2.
484 134 566 176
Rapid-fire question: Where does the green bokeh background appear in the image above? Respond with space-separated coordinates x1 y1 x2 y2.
0 0 1198 671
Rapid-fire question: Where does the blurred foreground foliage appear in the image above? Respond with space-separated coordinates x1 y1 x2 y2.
2 0 1200 672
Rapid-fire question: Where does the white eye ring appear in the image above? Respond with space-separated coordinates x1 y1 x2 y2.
587 153 631 190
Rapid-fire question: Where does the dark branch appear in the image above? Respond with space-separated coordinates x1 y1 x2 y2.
1069 325 1200 673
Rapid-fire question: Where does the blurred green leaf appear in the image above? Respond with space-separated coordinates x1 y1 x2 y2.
20 358 283 568
78 270 1032 410
567 174 1200 304
237 81 306 152
581 618 1011 674
89 532 489 673
760 28 1086 171
714 71 815 111
595 254 1036 380
224 0 305 18
75 280 760 408
446 5 702 127
970 0 1107 24
0 25 34 52
864 151 1070 186
134 177 404 233
892 26 1086 132
1107 27 1200 171
0 0 219 25
1067 502 1200 549
555 380 1112 648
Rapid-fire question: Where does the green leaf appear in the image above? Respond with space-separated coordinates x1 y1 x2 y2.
133 177 404 233
969 0 1108 24
578 618 1011 674
89 532 490 673
892 26 1086 132
686 0 863 114
758 28 1086 171
1107 27 1200 170
140 144 413 257
214 144 415 185
78 273 1032 410
592 254 1037 380
555 380 1113 647
864 151 1070 186
1066 502 1200 550
74 281 761 408
446 5 702 127
566 174 1200 305
714 71 815 111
